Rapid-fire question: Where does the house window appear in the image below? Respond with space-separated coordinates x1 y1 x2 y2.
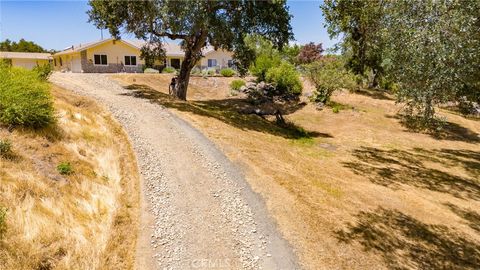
94 54 108 65
124 56 137 66
54 58 57 66
170 58 181 69
227 60 234 68
59 57 63 66
208 59 217 67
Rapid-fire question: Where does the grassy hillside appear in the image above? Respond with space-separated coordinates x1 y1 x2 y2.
112 74 480 270
0 83 139 269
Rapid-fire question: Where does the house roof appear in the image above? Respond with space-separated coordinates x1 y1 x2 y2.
0 51 52 60
53 38 220 57
54 38 140 56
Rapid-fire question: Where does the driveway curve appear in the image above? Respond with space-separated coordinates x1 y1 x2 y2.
50 73 299 270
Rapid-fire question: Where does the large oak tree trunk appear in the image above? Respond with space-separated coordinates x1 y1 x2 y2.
175 57 194 100
174 30 207 101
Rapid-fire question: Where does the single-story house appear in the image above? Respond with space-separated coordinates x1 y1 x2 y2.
52 38 234 73
0 51 52 70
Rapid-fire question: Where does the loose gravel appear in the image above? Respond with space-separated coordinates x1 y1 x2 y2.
50 73 299 270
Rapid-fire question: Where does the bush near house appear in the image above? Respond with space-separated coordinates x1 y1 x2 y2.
33 63 53 81
220 68 235 77
144 68 159 74
161 67 176 73
0 64 55 128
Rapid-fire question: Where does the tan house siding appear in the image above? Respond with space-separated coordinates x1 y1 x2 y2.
0 52 52 70
53 39 144 73
51 39 234 73
199 50 233 69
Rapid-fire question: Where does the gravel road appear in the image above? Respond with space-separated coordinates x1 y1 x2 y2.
50 73 299 270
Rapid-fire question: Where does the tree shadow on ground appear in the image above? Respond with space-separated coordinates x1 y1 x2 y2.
342 147 480 200
445 203 480 233
353 88 394 101
388 114 480 143
121 84 331 139
336 207 480 270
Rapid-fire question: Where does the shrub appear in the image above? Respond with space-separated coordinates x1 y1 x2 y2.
220 68 235 77
0 64 55 128
230 79 246 91
162 67 176 73
249 54 282 81
265 62 302 95
332 106 340 113
57 162 73 175
191 67 201 75
143 68 159 74
33 63 53 81
0 207 6 240
206 68 216 76
305 58 357 104
0 139 12 158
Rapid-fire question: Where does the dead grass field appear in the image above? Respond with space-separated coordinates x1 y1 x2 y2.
0 85 140 270
112 74 480 270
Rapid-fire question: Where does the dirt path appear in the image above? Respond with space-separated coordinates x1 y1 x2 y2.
50 73 299 270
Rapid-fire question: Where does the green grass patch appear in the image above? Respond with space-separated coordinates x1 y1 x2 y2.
290 137 316 147
0 207 6 240
57 162 74 175
328 101 353 113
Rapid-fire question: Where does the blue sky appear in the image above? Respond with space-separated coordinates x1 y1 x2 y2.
0 0 338 51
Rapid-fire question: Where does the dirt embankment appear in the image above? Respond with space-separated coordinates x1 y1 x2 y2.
0 85 140 269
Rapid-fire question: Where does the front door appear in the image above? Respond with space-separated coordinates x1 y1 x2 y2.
170 58 181 69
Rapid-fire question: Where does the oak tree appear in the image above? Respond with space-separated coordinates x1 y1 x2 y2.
88 0 293 100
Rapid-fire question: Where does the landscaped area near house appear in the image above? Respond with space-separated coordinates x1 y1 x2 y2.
1 0 479 269
112 73 480 269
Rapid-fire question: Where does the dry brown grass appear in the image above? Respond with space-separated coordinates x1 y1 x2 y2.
111 74 480 270
109 73 252 101
0 85 140 270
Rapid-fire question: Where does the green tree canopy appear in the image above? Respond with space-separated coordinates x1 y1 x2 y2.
322 0 385 86
0 39 47 53
322 0 480 127
88 0 293 100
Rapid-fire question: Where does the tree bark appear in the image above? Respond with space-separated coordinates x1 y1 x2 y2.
174 30 208 100
175 56 195 100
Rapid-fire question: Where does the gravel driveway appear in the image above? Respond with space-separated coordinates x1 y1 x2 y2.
50 73 299 270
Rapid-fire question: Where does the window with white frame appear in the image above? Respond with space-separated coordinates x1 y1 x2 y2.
207 59 217 67
124 56 137 66
94 54 108 65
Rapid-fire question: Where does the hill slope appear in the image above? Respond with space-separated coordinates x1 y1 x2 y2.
0 85 139 269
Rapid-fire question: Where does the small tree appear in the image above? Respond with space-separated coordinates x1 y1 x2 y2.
297 42 324 64
305 57 356 104
321 0 385 86
88 0 293 100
